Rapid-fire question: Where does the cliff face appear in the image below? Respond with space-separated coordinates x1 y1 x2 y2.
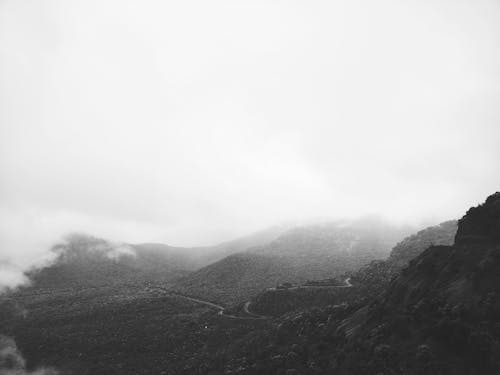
339 192 500 374
455 192 500 245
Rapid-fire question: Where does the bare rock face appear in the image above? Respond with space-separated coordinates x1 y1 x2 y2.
455 192 500 245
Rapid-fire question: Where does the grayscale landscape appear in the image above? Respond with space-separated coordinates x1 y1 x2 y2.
1 0 499 374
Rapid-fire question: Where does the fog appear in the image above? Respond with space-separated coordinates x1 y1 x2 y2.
1 0 500 280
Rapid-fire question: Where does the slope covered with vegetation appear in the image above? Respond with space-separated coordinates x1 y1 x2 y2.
191 192 500 374
175 219 412 304
2 194 498 375
387 220 457 268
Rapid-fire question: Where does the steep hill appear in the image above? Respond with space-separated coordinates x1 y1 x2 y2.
348 219 458 297
181 224 291 268
334 193 500 374
175 219 413 303
387 220 457 268
173 253 298 304
26 226 290 292
198 192 500 375
252 218 411 260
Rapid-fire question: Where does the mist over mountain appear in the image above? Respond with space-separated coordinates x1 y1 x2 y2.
2 0 500 299
176 218 412 303
28 234 188 290
1 0 500 373
2 192 499 374
190 192 500 374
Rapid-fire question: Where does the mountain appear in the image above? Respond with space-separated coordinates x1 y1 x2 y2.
348 220 458 296
387 220 458 268
179 224 292 268
331 192 500 374
252 217 411 259
2 193 499 375
175 219 413 303
195 192 500 375
247 220 460 317
29 234 189 290
26 226 290 292
173 252 294 304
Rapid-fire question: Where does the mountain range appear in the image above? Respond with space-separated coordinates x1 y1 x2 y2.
1 193 499 374
174 218 412 303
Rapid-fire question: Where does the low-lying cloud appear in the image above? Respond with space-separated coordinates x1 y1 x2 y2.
0 335 58 375
0 232 137 291
0 265 30 295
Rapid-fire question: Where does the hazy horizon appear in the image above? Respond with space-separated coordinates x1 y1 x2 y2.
1 0 500 274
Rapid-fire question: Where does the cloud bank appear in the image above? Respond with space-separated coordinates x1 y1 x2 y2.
1 0 499 288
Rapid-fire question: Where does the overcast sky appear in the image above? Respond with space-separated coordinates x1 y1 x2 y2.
1 0 500 272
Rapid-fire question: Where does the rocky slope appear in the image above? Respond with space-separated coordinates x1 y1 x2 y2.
335 193 500 374
203 193 500 375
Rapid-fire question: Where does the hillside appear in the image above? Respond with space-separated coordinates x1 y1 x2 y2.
387 220 458 268
28 234 189 290
330 219 458 309
26 226 290 292
251 218 411 260
193 192 500 374
181 224 291 268
348 220 458 297
1 193 499 375
333 192 500 374
175 219 413 304
0 285 230 375
173 252 294 304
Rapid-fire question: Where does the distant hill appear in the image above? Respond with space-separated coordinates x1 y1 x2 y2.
251 218 412 263
175 219 413 303
173 252 295 304
28 234 189 290
177 224 292 269
26 226 290 291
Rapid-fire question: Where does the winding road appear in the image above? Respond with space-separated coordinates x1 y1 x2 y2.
165 277 353 321
166 293 268 320
266 277 352 291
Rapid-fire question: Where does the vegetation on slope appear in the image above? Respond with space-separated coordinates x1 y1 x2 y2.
388 220 457 268
176 219 412 304
191 193 500 374
2 195 498 375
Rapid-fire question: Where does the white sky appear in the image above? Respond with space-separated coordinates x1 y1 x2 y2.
1 0 500 267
